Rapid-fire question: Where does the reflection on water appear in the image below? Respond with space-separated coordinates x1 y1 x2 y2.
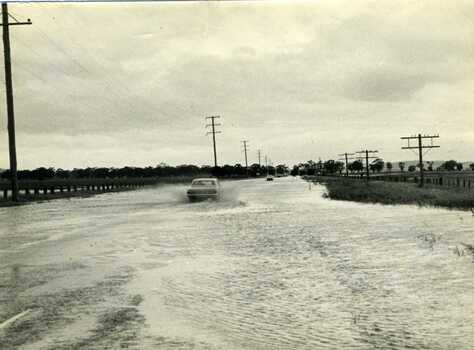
0 177 473 349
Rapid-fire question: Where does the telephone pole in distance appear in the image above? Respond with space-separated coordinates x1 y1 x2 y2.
241 140 249 176
401 134 439 187
356 149 379 182
338 152 356 177
205 116 221 168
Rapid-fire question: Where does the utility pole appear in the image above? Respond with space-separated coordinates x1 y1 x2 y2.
1 3 32 202
205 116 221 168
338 152 356 177
401 134 439 187
241 140 249 176
257 149 261 167
356 149 378 182
264 155 268 175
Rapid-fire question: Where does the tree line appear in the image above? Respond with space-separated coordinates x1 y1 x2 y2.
0 163 290 181
291 159 474 176
291 159 384 176
1 159 470 181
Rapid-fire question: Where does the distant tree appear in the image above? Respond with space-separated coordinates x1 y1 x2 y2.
309 165 318 175
249 163 263 177
211 166 221 177
154 163 173 177
18 170 32 180
408 165 416 172
71 168 89 178
386 162 393 172
290 165 299 176
93 167 110 178
398 162 405 172
1 169 11 180
370 159 384 173
470 163 474 171
175 164 201 177
316 160 323 174
440 160 458 171
31 167 55 180
221 164 235 177
143 166 156 177
201 165 213 175
427 161 434 171
276 164 288 176
305 160 316 170
56 168 70 179
295 164 306 176
323 160 344 174
348 160 363 173
456 163 463 171
234 163 246 176
298 161 316 175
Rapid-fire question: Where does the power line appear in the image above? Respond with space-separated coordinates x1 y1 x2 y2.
10 23 138 120
205 116 221 168
19 6 185 124
401 134 440 187
355 149 379 182
12 24 190 139
45 3 191 121
338 152 356 177
10 3 199 132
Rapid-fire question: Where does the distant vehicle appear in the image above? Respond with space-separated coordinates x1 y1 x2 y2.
187 178 221 201
266 175 274 181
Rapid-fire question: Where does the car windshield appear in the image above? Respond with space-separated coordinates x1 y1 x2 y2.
192 180 216 187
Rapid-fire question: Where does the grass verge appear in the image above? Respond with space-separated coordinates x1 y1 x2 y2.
310 177 474 211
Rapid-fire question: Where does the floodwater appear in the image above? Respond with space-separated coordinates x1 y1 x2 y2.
0 177 473 349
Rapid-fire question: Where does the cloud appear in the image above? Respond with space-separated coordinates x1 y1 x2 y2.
0 0 473 169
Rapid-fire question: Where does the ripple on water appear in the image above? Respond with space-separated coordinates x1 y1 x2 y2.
1 178 473 349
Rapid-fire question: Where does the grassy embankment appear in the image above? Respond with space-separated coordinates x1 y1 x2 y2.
310 177 474 211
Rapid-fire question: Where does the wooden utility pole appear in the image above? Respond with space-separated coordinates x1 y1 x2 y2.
205 116 221 168
338 152 355 177
356 149 378 182
401 134 439 187
241 140 249 176
1 3 32 202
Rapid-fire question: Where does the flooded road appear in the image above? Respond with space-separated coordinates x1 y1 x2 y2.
1 177 473 349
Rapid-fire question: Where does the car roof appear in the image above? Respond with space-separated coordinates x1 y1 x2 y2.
192 178 218 181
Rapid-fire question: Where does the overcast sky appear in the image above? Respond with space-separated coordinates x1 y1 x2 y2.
0 0 473 169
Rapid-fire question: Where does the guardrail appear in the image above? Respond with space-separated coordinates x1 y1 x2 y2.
370 171 474 190
307 171 474 190
0 177 158 200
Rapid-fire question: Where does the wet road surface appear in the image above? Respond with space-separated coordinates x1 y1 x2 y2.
1 177 473 349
